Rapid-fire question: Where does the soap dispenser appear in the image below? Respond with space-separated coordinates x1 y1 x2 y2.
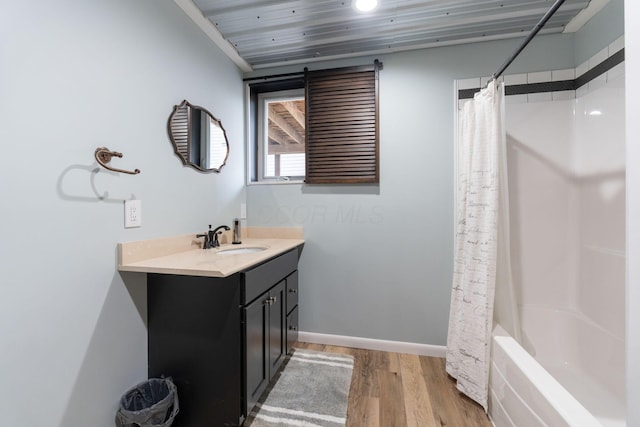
232 218 242 245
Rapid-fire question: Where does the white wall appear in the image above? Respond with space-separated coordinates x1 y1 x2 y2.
0 1 245 425
624 0 640 425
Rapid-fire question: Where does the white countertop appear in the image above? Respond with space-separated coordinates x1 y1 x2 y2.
118 228 304 278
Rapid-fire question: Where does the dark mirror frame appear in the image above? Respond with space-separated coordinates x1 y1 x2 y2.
167 100 230 173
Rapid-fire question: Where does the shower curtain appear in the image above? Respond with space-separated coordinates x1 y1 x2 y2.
446 80 506 411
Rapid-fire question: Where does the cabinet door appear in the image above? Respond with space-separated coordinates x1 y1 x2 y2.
243 294 269 415
268 280 287 378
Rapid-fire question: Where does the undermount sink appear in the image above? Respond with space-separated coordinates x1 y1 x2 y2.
216 247 267 255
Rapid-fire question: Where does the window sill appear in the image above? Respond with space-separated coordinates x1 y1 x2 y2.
247 180 304 186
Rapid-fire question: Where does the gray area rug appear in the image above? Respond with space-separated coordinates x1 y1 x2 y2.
249 348 354 427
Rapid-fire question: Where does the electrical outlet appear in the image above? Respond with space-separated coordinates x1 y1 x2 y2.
124 200 142 228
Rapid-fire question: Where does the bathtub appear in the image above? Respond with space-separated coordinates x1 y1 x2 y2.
489 307 626 427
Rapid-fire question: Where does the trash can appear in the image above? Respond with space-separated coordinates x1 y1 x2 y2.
116 377 179 427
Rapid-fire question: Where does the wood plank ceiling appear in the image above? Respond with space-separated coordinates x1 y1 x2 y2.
189 0 591 69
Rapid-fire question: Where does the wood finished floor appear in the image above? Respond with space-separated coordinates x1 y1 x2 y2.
295 342 493 427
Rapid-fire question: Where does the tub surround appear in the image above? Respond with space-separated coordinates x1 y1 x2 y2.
455 40 626 426
456 35 625 105
118 227 304 277
490 326 602 427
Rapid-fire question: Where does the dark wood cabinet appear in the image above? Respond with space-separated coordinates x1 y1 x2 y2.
240 249 298 418
243 291 267 417
242 280 286 415
147 247 301 427
147 274 242 427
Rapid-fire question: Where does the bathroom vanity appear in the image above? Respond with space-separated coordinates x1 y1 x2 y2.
118 230 303 426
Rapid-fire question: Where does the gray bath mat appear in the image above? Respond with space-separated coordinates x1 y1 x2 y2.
249 348 354 426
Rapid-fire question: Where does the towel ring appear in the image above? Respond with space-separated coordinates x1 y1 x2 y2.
94 147 140 175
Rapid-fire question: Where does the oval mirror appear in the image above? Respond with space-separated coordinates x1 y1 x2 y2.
167 100 229 173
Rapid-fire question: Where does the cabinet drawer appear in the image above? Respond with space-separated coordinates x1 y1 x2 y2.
285 271 298 314
242 249 298 304
286 306 299 355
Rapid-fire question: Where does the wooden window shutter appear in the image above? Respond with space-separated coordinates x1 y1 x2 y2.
305 61 380 184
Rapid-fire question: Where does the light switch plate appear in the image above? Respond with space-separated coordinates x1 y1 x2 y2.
124 199 142 228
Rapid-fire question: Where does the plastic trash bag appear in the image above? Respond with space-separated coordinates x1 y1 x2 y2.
116 377 179 427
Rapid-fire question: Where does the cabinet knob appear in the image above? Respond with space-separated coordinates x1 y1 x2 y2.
288 289 297 294
289 325 298 331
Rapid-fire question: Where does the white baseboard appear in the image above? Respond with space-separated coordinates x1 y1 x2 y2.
297 331 447 358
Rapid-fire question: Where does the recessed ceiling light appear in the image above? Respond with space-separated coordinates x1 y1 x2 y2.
352 0 378 12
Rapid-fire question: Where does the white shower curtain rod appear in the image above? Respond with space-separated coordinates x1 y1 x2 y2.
491 0 567 81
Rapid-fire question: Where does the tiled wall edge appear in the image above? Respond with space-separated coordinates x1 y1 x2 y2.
456 34 624 104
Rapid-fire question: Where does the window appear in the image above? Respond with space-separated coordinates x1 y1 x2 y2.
257 89 306 181
247 61 380 184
